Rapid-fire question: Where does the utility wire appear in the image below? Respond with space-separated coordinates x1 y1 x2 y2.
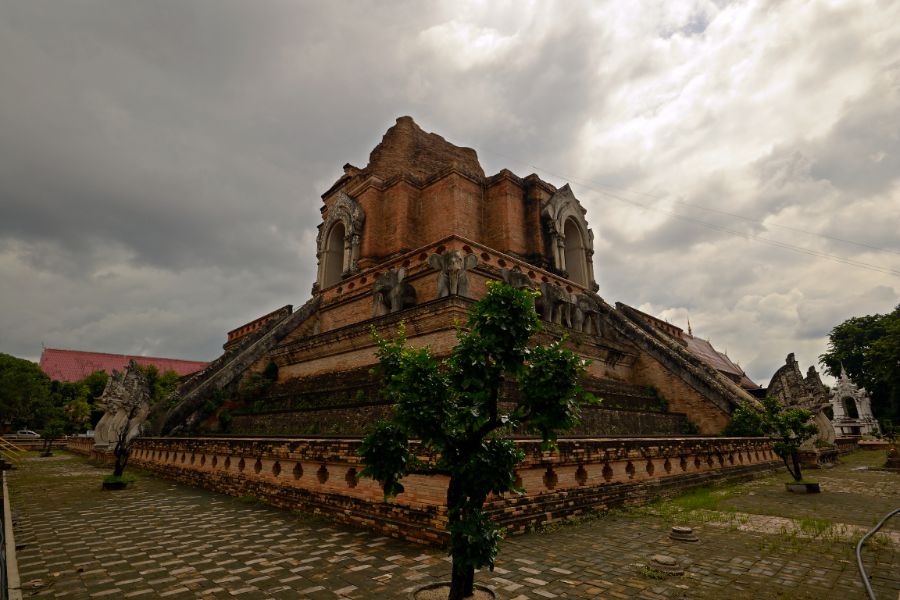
671 199 900 257
523 169 900 258
478 147 900 277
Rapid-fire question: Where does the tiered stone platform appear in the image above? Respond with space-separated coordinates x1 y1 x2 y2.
72 435 777 546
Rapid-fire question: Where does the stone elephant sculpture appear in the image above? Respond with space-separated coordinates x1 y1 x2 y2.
428 250 477 298
571 292 603 335
500 267 535 291
372 268 417 316
536 281 573 327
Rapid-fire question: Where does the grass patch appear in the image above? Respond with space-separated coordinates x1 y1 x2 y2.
523 509 610 535
629 483 745 525
670 486 728 511
838 449 887 468
638 565 668 580
797 516 832 537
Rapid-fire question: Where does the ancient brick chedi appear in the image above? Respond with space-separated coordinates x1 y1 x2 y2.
157 117 758 436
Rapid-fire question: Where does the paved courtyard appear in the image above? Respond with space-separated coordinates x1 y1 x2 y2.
7 449 899 599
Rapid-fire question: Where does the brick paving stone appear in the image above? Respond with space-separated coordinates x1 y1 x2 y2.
7 450 899 599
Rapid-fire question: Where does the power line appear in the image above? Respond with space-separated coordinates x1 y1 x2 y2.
672 199 900 257
515 166 900 258
478 147 900 277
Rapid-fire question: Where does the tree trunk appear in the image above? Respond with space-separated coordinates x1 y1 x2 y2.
790 450 802 482
448 560 473 600
113 437 128 477
445 474 476 600
463 567 474 596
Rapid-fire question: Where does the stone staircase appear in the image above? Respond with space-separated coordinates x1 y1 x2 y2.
154 296 321 435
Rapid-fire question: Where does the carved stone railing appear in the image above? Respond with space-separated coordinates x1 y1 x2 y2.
128 436 778 545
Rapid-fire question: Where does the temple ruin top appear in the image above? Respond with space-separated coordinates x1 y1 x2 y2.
314 116 596 293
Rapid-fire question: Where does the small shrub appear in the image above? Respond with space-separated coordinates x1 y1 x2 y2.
682 420 701 435
218 409 233 432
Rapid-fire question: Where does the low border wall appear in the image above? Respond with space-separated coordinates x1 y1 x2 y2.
834 437 859 454
66 437 94 457
88 436 780 545
2 471 23 600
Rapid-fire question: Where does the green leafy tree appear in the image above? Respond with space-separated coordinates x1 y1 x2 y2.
80 370 109 427
760 397 817 482
63 396 92 434
0 353 51 430
48 380 87 430
820 305 900 425
40 419 66 456
136 364 180 407
358 282 590 600
723 403 766 437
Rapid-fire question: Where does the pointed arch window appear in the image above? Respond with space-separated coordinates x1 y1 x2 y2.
564 218 588 287
322 222 345 288
541 184 597 290
315 192 365 290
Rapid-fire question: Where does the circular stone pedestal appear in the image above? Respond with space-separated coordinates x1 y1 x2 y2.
648 554 685 576
410 582 496 600
669 525 699 542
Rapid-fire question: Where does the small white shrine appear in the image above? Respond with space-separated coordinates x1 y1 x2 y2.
830 366 879 436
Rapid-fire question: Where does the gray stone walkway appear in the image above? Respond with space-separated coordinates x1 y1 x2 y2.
8 450 899 599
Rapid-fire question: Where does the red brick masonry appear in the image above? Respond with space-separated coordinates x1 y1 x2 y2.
71 436 779 545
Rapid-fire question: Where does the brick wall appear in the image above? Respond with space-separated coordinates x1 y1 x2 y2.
834 437 859 454
66 437 94 456
123 436 779 546
231 404 689 437
631 353 730 433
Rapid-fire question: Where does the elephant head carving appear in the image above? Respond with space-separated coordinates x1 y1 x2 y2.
372 268 417 316
428 250 477 298
500 267 535 291
571 293 603 335
536 281 573 327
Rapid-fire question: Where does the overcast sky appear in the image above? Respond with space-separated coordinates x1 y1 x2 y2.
1 0 898 385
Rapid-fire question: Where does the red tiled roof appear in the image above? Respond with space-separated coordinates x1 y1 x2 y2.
683 335 760 390
38 348 208 382
618 303 760 391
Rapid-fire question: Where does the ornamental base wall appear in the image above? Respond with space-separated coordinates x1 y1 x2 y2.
114 436 779 545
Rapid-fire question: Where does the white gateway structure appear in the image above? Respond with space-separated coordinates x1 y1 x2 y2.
830 367 879 436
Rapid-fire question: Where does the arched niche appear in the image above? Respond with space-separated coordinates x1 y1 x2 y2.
564 218 588 287
843 396 859 419
315 192 365 290
541 184 596 290
322 222 345 288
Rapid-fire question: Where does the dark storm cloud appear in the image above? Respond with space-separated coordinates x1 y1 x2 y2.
0 1 449 277
1 0 898 388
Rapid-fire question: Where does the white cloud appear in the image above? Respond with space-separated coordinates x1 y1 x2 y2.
1 0 898 390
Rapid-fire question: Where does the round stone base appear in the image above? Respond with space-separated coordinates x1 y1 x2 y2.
409 582 496 600
669 525 699 542
647 554 685 576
